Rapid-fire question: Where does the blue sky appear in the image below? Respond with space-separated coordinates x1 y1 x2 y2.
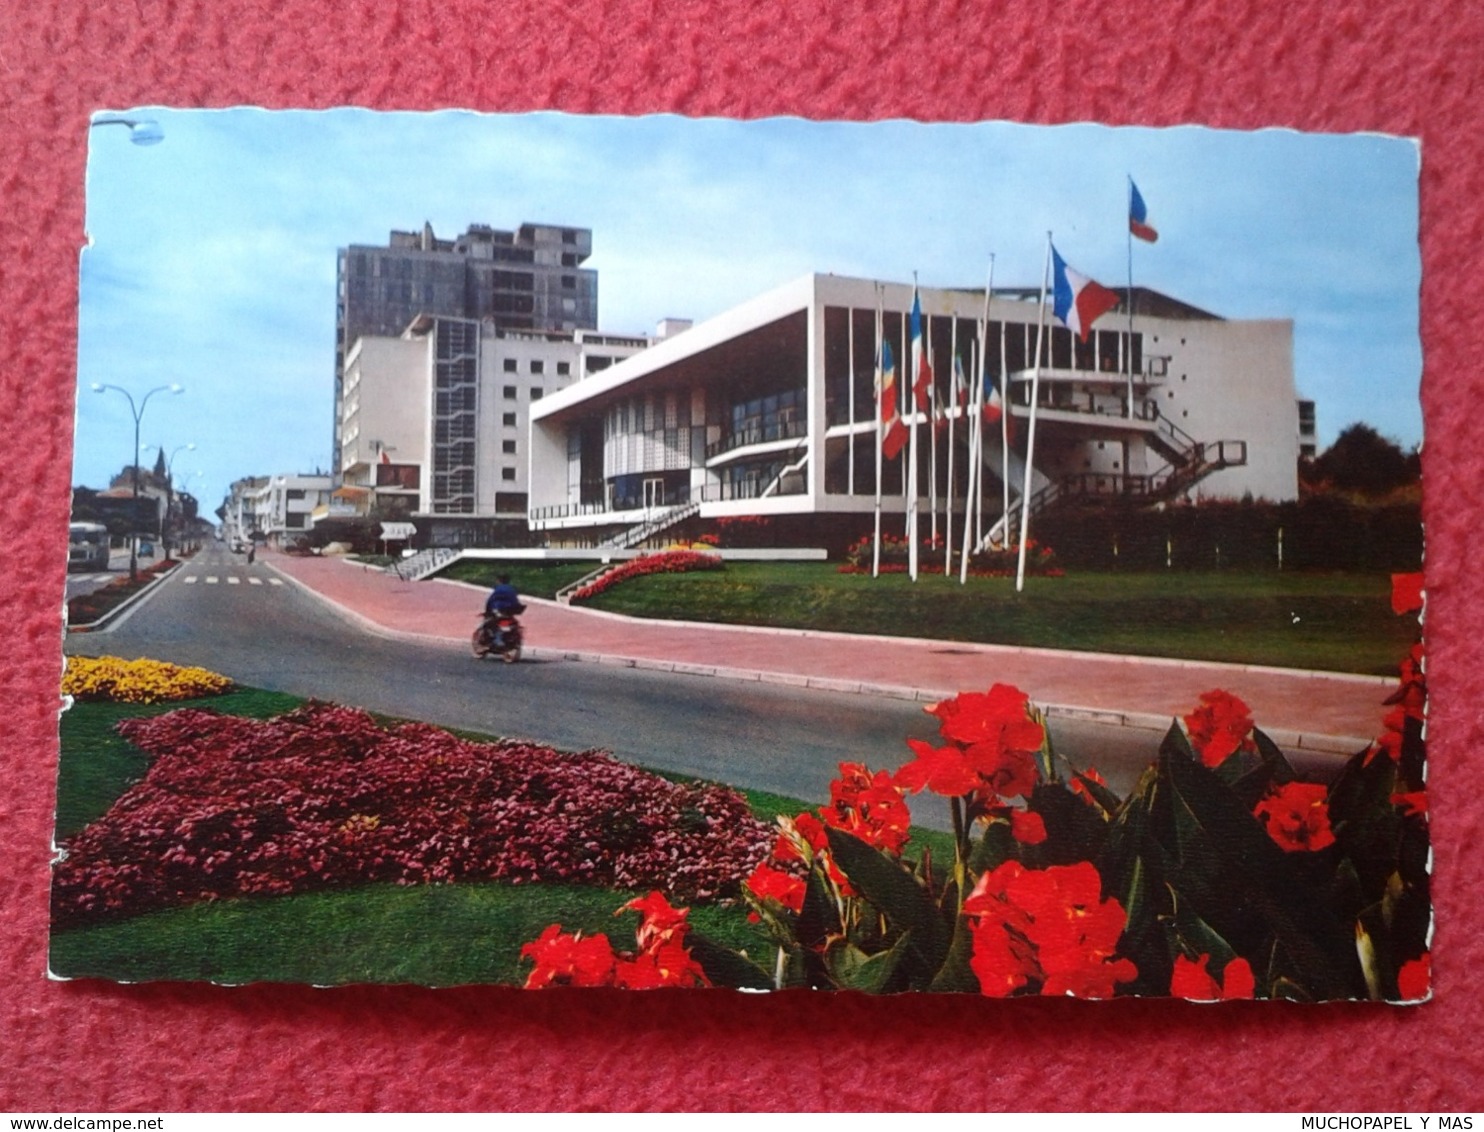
76 109 1421 513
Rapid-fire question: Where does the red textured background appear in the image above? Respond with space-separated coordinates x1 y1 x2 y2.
3 0 1480 1113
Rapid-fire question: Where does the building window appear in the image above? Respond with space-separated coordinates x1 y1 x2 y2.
504 385 518 399
530 360 544 375
561 252 578 267
561 229 577 244
503 440 517 454
531 388 544 400
557 361 571 376
503 412 517 426
503 358 518 372
562 274 576 289
502 468 516 481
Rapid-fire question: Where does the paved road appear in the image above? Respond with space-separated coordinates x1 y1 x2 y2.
65 543 1214 832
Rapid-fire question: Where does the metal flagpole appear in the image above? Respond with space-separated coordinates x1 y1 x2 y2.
978 255 995 551
848 298 856 496
1126 175 1135 419
960 335 982 584
908 274 921 581
1016 233 1053 594
1000 302 1010 541
873 287 884 578
945 315 958 577
929 311 939 553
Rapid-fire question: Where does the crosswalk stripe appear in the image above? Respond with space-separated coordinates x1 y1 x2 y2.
184 575 199 584
206 576 219 584
249 577 263 585
227 576 240 585
269 578 283 586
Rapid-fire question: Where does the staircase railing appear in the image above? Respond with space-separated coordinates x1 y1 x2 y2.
392 546 460 581
598 499 702 550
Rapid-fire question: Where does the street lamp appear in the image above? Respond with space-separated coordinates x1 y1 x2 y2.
145 442 196 559
90 116 164 146
90 382 184 580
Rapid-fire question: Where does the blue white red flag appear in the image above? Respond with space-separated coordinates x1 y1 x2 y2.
877 338 908 459
910 289 934 412
1129 180 1158 243
1051 246 1121 343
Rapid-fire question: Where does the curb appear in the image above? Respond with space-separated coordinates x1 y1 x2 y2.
66 561 182 634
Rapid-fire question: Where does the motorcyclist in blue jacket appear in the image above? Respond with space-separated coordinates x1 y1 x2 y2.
484 574 525 646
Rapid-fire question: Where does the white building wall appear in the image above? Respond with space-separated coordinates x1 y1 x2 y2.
340 336 430 479
1147 316 1298 501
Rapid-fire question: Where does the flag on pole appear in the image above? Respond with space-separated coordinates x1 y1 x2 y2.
1129 181 1158 243
877 338 908 459
910 289 934 411
1052 245 1120 343
982 368 1014 443
952 354 968 410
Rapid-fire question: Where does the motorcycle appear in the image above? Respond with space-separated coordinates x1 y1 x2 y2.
472 608 524 664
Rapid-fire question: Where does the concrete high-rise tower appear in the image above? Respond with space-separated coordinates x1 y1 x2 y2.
333 221 598 473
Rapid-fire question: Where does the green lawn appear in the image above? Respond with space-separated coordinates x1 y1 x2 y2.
441 559 598 599
52 691 959 985
48 880 771 986
572 562 1411 675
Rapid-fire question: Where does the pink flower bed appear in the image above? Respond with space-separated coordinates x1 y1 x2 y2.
52 703 772 927
570 550 723 602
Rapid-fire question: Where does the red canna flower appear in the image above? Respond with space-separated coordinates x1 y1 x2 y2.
1390 572 1425 616
622 891 690 951
1069 766 1109 808
1183 690 1257 768
520 925 618 988
1170 953 1256 1000
894 739 981 797
963 860 1137 999
1253 782 1335 852
1392 790 1428 819
1009 809 1047 845
1396 952 1431 1001
823 763 913 854
745 860 806 917
612 936 709 989
898 685 1044 803
928 684 1045 758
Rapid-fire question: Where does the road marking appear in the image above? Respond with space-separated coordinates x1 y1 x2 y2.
184 575 199 584
206 576 219 584
249 577 263 585
269 578 283 586
227 576 240 585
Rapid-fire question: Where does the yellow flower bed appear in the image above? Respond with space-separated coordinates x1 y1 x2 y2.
62 655 234 704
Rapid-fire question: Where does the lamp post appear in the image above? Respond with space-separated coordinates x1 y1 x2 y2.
146 442 196 559
91 383 184 580
90 116 164 146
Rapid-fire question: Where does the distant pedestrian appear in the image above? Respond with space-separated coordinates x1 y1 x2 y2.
247 544 256 565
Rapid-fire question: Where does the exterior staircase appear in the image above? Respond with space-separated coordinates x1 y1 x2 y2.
391 546 461 581
980 428 1247 550
598 500 701 550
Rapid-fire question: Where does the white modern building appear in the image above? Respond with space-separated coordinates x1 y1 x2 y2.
526 273 1299 550
224 472 333 547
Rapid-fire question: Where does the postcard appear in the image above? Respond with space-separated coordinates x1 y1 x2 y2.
57 109 1426 999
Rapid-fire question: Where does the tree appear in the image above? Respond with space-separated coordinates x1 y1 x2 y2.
1305 423 1419 497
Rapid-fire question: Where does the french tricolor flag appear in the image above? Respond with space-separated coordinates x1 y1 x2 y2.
1051 246 1121 343
1129 180 1158 243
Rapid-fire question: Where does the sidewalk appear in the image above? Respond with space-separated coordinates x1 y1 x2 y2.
265 551 1395 753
